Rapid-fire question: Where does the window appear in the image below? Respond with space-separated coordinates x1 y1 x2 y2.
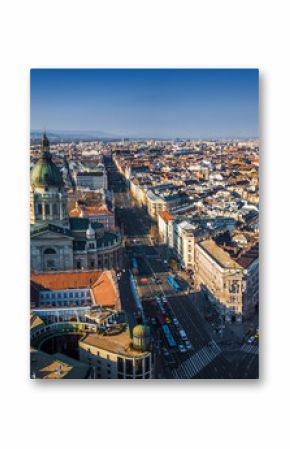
125 359 133 375
90 260 95 268
53 204 58 215
76 261 81 269
45 204 50 215
37 204 42 215
135 359 143 376
117 357 124 372
44 247 56 255
145 356 150 372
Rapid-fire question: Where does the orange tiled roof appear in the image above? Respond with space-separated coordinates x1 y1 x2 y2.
69 206 112 217
159 210 174 222
31 270 118 308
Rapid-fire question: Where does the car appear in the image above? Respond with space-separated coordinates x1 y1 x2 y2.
248 336 255 344
172 318 179 325
165 316 171 324
185 340 193 350
178 344 186 353
162 347 169 357
179 329 187 341
151 317 157 325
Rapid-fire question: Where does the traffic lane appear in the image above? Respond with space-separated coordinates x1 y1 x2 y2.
142 302 176 378
193 354 234 379
144 295 233 378
142 297 202 368
168 296 211 350
228 351 259 379
117 271 138 333
118 216 150 237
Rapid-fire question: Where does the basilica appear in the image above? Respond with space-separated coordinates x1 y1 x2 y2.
30 134 123 272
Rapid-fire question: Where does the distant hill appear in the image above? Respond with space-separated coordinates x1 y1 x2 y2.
30 129 122 143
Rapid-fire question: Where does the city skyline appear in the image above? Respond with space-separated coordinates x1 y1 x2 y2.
31 69 259 139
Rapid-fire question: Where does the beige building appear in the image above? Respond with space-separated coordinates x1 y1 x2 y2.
195 239 258 322
79 325 153 379
158 210 175 245
174 221 196 271
30 134 122 273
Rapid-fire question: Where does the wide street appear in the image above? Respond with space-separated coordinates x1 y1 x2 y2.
105 156 259 379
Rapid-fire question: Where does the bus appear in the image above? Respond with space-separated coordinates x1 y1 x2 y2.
162 324 177 348
167 275 181 291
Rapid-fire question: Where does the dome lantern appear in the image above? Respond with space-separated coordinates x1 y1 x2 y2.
132 325 151 351
86 222 95 240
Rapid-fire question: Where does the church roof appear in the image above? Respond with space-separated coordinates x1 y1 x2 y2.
69 217 103 232
30 134 63 188
31 223 73 238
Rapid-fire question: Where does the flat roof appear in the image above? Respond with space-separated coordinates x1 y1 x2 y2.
198 239 241 269
30 349 90 379
81 329 149 358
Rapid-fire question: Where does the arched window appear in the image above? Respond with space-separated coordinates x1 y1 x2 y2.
44 248 56 255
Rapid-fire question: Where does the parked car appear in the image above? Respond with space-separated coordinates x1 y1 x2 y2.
178 344 186 353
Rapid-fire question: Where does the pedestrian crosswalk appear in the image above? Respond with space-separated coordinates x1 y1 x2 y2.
241 344 259 355
172 340 222 379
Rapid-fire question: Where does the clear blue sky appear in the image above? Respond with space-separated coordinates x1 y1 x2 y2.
30 69 259 138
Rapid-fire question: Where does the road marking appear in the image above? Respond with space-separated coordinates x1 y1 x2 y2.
240 344 259 355
172 341 222 379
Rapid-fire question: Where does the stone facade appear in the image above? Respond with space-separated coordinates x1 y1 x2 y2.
30 134 123 273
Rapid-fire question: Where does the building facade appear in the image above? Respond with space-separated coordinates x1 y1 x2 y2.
76 166 108 191
195 239 258 322
79 325 153 379
30 134 122 273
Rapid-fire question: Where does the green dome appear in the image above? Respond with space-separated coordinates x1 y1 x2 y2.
31 135 63 188
133 325 150 338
